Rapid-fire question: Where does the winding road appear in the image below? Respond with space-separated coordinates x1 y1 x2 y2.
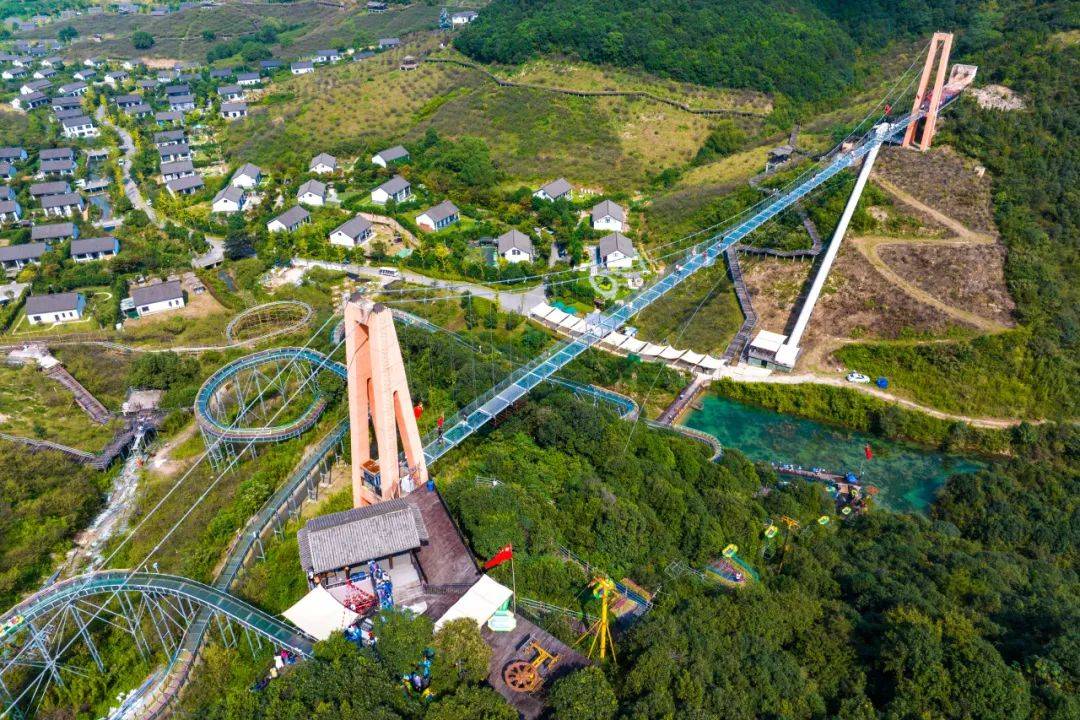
96 106 160 227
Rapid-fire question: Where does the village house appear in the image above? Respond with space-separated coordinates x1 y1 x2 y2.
312 49 342 64
31 222 77 242
40 192 84 217
329 215 374 248
30 181 70 199
370 175 411 205
217 84 243 101
231 163 262 189
155 111 184 126
260 59 283 74
158 143 192 163
309 153 337 175
451 10 478 25
212 185 246 214
591 199 627 232
0 163 15 181
0 242 50 272
0 199 22 223
25 291 84 325
166 174 204 196
291 61 315 76
379 38 401 49
597 232 637 269
267 206 310 233
20 80 50 95
209 67 234 80
154 129 186 147
220 101 247 120
131 280 185 317
104 71 128 88
297 179 327 207
61 116 98 139
371 145 409 167
0 148 27 164
32 67 56 80
11 92 49 111
169 94 196 112
534 177 572 202
415 200 460 232
70 236 119 262
497 229 535 264
236 72 261 86
58 81 88 97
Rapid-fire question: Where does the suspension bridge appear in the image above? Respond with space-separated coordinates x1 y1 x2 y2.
0 40 975 718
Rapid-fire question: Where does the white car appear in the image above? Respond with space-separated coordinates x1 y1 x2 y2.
846 372 871 384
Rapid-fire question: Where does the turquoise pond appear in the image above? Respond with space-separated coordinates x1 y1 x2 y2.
684 396 987 514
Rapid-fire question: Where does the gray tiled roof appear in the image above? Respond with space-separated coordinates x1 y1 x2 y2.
60 115 93 129
375 145 409 163
0 242 49 262
297 179 326 198
30 181 70 197
160 159 194 176
376 175 410 195
332 214 372 240
39 147 73 160
598 232 637 259
497 229 534 256
538 177 572 199
39 159 75 173
131 280 182 306
25 291 80 314
30 223 74 240
71 236 117 255
232 163 261 182
309 153 336 170
213 184 245 203
271 205 309 228
419 200 459 224
591 199 626 224
297 498 428 575
220 101 247 113
167 175 204 192
40 192 82 209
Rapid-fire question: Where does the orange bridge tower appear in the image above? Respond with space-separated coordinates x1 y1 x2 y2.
343 295 428 507
902 31 954 151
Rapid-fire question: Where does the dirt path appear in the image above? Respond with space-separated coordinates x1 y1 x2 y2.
718 365 1036 428
847 177 1009 334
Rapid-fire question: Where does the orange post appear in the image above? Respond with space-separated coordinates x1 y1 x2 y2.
344 295 428 507
902 32 954 151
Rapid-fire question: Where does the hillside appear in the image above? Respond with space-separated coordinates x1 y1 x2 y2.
454 0 982 103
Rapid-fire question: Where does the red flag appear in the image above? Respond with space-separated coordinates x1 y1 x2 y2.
864 444 873 460
484 544 513 570
413 403 423 420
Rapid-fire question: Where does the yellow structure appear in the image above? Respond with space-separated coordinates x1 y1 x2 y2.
577 577 617 663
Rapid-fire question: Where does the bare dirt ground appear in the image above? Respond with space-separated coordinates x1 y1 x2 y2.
874 145 997 236
878 242 1015 326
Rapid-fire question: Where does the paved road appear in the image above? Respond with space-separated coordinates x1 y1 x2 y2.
96 106 160 227
295 259 548 315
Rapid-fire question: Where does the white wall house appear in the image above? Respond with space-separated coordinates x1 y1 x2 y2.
41 192 84 217
297 179 326 207
61 116 98 139
231 163 261 189
497 229 534 264
291 61 315 75
309 153 337 175
371 175 411 205
25 292 84 325
591 200 627 232
597 232 637 270
0 242 49 272
371 145 409 168
415 200 459 232
130 280 185 318
219 101 247 120
329 215 374 248
0 200 22 223
533 178 572 202
267 206 310 233
212 185 246 214
70 236 119 262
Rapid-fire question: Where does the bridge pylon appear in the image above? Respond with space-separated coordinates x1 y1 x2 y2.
343 295 428 507
902 31 954 151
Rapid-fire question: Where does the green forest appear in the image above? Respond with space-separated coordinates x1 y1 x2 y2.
454 0 985 103
179 392 1078 720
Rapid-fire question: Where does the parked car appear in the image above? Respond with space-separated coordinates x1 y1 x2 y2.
846 372 871 384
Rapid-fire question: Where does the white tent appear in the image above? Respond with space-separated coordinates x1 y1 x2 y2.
545 308 568 326
530 303 555 320
621 337 646 354
680 350 705 367
434 575 514 632
660 346 686 361
638 342 664 357
281 585 359 641
601 332 628 349
699 355 724 371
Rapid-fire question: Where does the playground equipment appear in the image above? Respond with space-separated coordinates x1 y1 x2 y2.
503 636 561 693
575 577 618 662
224 301 314 345
402 648 435 700
343 297 428 506
722 544 760 582
194 347 339 464
902 32 954 150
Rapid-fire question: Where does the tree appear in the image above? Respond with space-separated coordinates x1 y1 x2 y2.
225 215 255 260
549 666 617 720
426 686 517 720
202 30 216 42
695 120 747 163
58 26 78 43
430 618 492 694
132 31 155 49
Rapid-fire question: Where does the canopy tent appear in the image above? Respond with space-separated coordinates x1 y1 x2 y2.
638 343 664 357
529 303 555 320
660 346 686 361
620 337 646 354
601 332 628 349
680 350 706 367
698 355 724 371
282 585 359 641
544 308 568 326
434 575 514 632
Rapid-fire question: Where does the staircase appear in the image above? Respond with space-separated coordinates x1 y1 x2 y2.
45 365 112 424
721 248 758 363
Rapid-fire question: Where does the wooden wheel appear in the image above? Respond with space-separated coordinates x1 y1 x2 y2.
503 661 539 692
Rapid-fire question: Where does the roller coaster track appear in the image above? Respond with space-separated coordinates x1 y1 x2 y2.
0 113 928 719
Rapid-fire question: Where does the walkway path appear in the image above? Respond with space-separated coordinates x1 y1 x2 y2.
96 106 161 228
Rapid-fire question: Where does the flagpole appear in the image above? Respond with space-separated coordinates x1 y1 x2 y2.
511 552 517 614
